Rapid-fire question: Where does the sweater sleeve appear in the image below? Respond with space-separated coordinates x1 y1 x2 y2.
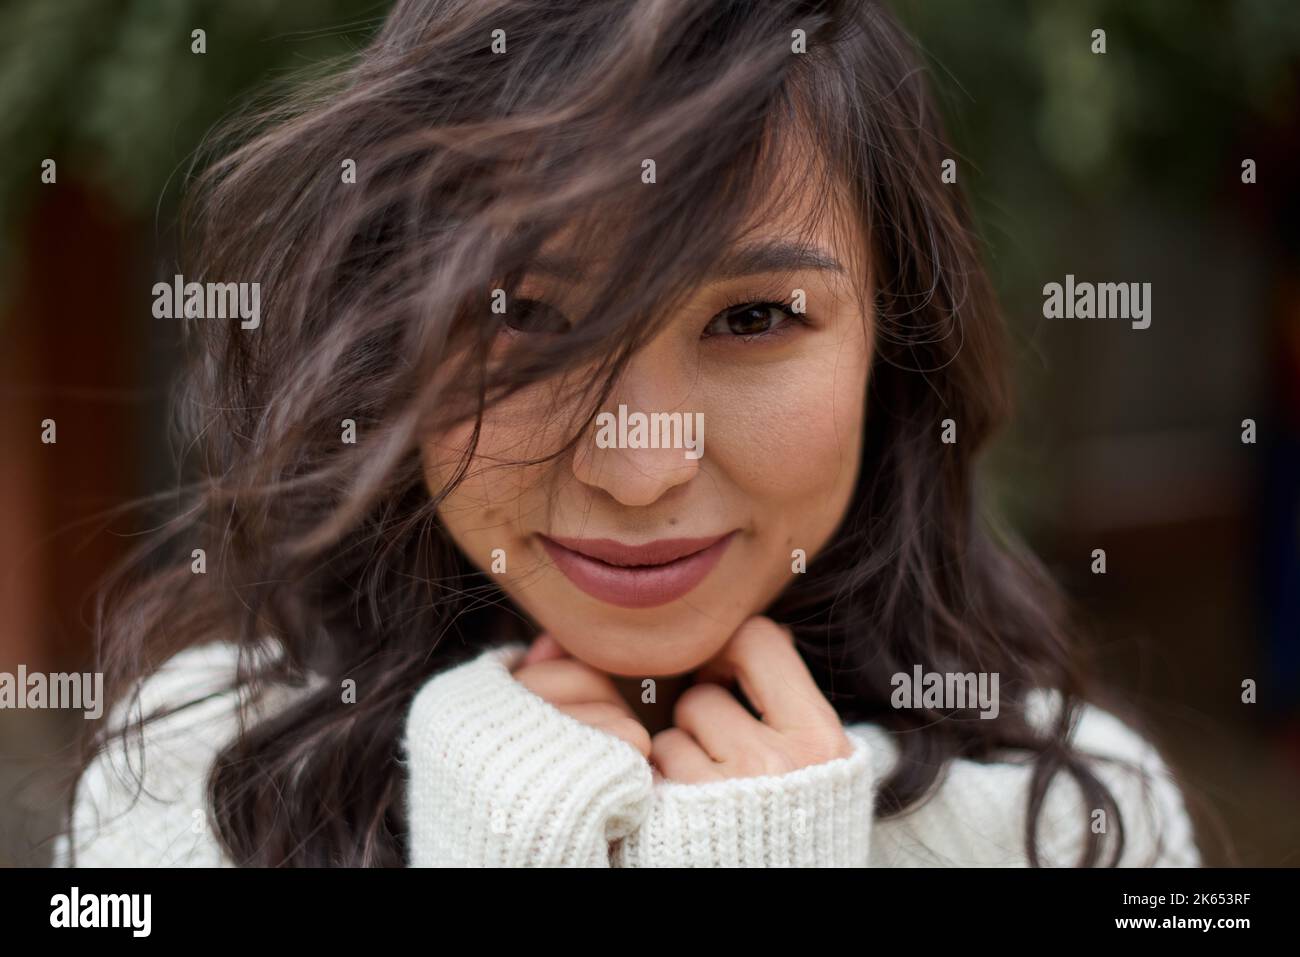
612 693 1198 869
58 640 656 868
611 730 877 867
862 693 1201 867
402 642 654 866
56 641 295 867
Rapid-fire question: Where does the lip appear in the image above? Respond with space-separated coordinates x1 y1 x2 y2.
539 532 736 609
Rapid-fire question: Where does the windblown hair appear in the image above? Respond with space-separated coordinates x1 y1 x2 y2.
73 0 1151 866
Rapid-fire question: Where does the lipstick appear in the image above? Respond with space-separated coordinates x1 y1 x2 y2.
538 532 736 609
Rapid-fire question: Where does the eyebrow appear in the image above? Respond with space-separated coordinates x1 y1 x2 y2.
528 240 844 283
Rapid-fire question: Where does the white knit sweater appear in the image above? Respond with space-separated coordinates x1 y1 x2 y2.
54 641 1201 867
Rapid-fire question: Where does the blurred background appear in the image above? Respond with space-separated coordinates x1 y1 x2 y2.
1 0 1296 866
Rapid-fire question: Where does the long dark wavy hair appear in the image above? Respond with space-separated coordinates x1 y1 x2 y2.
70 0 1155 866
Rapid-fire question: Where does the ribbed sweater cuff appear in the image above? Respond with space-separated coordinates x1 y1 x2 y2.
613 731 876 867
404 644 653 867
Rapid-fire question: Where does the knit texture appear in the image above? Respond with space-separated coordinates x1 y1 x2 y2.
55 641 1201 867
404 643 652 866
613 731 875 866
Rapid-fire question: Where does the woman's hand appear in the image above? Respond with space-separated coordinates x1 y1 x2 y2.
512 634 652 759
650 616 853 783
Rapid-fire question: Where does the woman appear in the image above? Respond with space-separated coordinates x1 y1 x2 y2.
58 0 1199 867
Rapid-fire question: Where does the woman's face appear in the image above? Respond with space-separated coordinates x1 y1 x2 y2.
423 173 873 677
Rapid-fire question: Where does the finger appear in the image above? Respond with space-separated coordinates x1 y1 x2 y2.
520 633 569 667
672 682 768 763
649 727 722 784
705 617 834 733
515 658 635 715
695 617 794 686
558 702 651 757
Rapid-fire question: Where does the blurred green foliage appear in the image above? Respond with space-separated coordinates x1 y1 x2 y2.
890 1 1300 532
886 0 1300 317
894 0 1300 199
0 0 383 302
4 0 1298 291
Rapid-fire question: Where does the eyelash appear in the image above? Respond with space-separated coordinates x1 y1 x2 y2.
701 296 811 343
495 294 813 342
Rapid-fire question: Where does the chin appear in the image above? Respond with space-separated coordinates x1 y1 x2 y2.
539 603 742 677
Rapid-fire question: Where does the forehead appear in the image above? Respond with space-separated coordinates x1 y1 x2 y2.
528 128 866 288
730 111 866 274
512 90 868 299
744 122 856 230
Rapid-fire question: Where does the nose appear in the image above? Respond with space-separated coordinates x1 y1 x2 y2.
570 357 703 507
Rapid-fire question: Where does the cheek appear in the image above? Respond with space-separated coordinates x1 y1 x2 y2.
703 337 868 506
422 402 556 546
423 373 606 578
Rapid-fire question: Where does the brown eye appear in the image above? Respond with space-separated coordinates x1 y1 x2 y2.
703 302 792 338
503 298 571 334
